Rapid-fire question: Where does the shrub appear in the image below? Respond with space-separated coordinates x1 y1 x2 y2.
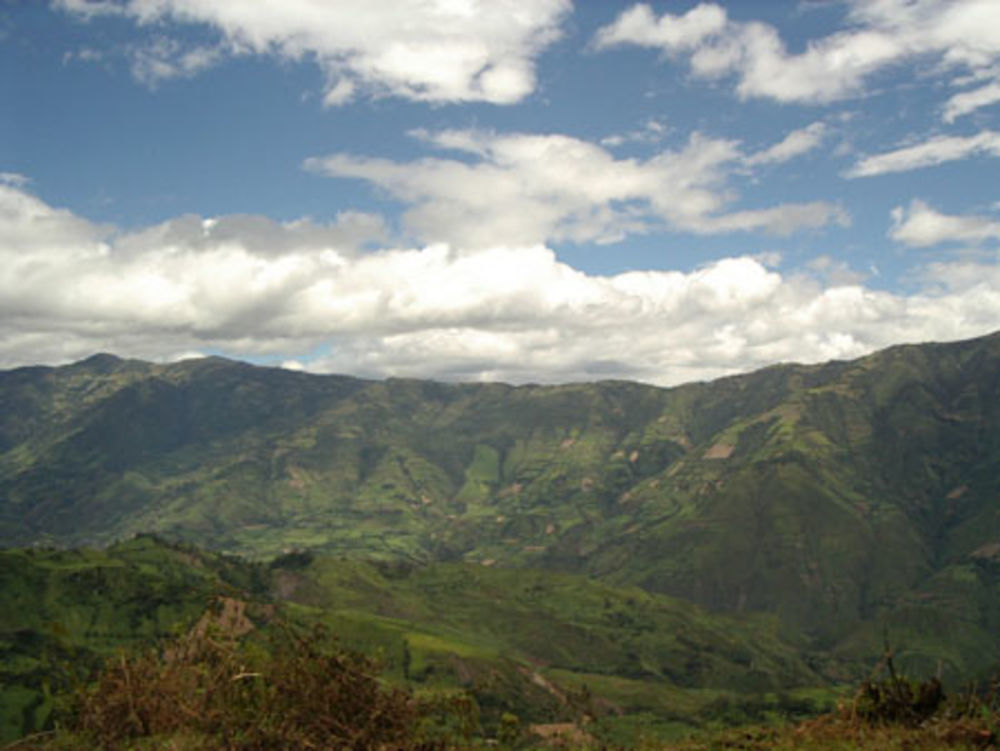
77 623 417 749
18 600 465 750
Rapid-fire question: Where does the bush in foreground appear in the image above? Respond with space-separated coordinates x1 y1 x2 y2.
10 600 477 750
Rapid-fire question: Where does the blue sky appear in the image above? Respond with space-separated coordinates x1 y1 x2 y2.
2 0 1000 385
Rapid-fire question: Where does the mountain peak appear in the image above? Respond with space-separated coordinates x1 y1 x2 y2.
70 352 124 373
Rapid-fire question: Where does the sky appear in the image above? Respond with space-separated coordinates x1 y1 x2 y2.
2 0 1000 386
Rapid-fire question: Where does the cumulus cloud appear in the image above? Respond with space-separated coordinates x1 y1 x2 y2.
304 128 846 247
593 3 727 53
56 0 570 105
890 200 1000 247
1 182 998 386
846 130 1000 177
594 1 1000 105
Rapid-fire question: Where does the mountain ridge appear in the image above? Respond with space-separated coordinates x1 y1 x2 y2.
2 330 1000 684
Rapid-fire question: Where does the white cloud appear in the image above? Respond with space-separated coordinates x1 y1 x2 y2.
128 37 224 86
304 128 846 247
943 81 1000 122
594 1 1000 105
54 0 123 18
56 0 570 104
806 254 868 286
0 173 30 187
745 122 827 166
846 130 1000 177
593 3 727 53
890 200 1000 247
600 118 670 148
0 182 998 386
701 203 849 236
114 210 389 257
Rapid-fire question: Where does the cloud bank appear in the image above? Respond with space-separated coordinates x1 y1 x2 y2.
2 182 999 386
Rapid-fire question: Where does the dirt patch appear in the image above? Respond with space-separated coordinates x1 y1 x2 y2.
703 442 734 459
529 723 594 747
971 542 1000 561
174 598 256 662
448 655 477 686
286 466 307 490
497 482 523 498
273 570 304 600
517 667 566 705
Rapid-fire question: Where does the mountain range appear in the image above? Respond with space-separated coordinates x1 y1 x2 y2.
2 332 1000 740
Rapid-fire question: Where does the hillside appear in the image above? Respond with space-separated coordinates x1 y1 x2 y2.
1 536 828 744
0 535 267 741
2 333 1000 685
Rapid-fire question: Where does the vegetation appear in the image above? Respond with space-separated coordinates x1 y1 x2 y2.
4 536 998 748
6 616 1000 750
8 612 478 750
2 332 1000 746
3 337 1000 675
0 535 268 743
661 667 1000 751
0 537 832 744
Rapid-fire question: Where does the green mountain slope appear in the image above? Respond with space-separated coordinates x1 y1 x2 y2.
0 537 828 744
2 332 1000 683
